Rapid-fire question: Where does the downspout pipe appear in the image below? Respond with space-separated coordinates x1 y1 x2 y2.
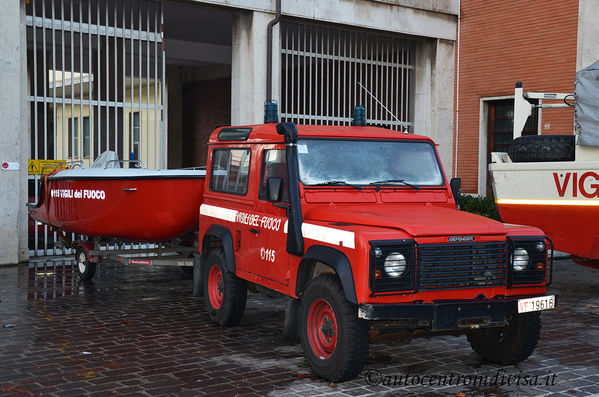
454 9 461 179
266 0 282 103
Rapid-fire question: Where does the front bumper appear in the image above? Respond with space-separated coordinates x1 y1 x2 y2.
358 295 557 331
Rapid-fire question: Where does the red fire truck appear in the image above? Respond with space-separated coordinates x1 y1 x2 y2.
195 121 556 382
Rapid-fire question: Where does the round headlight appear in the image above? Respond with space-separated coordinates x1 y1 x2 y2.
384 252 406 277
513 248 529 271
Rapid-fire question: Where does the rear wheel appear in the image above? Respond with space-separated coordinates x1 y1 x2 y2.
467 312 541 364
75 245 96 282
299 275 369 382
203 249 247 326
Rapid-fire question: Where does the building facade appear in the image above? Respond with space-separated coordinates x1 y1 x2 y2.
0 0 458 263
455 0 599 196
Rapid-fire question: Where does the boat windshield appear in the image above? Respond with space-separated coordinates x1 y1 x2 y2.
297 139 444 187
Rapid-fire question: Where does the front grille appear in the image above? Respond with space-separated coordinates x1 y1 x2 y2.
418 242 508 290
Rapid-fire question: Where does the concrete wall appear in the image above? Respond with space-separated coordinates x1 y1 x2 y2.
231 10 280 125
413 38 455 178
577 0 599 70
430 39 456 178
193 0 458 40
0 0 29 265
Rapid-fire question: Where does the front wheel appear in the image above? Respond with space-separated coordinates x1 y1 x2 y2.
75 245 96 282
467 312 541 364
299 275 369 382
203 249 247 326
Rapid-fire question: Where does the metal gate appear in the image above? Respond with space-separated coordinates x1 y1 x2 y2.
26 0 165 256
280 20 415 131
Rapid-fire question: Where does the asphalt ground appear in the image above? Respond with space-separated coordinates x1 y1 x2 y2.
0 256 598 397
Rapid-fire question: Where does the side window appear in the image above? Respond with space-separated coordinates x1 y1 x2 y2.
210 148 251 195
259 149 288 202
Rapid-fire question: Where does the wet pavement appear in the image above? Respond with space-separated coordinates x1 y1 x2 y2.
0 257 598 397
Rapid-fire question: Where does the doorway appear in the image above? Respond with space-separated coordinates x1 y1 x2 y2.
486 99 538 197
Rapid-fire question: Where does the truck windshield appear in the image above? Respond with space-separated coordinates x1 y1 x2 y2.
297 139 444 187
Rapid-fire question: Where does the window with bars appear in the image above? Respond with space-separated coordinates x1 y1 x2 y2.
26 0 164 168
26 0 165 256
280 20 415 132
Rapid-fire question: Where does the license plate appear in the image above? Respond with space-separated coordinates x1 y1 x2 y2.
518 295 555 313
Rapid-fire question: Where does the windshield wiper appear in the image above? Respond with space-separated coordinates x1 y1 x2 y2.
369 179 421 191
314 180 363 190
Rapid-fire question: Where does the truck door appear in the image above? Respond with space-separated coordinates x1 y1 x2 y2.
246 148 290 285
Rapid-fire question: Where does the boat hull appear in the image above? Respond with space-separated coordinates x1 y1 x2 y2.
28 169 205 242
490 160 599 259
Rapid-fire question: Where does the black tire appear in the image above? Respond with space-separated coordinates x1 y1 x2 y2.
299 275 369 382
467 312 541 364
203 249 247 326
508 135 575 162
75 246 96 282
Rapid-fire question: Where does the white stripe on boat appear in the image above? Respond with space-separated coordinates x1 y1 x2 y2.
497 199 599 206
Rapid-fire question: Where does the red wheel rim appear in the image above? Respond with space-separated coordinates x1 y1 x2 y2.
307 298 338 359
207 265 224 310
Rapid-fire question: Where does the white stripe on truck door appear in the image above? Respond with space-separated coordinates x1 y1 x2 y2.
201 204 355 249
200 204 238 222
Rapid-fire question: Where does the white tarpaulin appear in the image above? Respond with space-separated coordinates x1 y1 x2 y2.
575 60 599 147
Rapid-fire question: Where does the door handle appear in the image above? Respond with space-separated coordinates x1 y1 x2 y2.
249 228 260 234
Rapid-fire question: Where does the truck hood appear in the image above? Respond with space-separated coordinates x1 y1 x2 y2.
304 204 507 237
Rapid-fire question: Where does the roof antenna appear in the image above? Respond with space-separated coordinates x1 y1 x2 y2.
358 81 407 133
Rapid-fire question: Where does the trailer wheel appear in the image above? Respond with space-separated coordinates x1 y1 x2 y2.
508 135 575 162
75 246 96 282
203 249 247 326
299 275 369 382
467 312 541 364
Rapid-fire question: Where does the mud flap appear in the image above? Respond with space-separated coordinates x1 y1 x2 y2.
192 254 204 297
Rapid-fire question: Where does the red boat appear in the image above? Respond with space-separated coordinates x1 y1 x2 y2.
27 168 206 242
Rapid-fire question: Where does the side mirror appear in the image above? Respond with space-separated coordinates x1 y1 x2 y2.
450 178 462 208
267 177 283 202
